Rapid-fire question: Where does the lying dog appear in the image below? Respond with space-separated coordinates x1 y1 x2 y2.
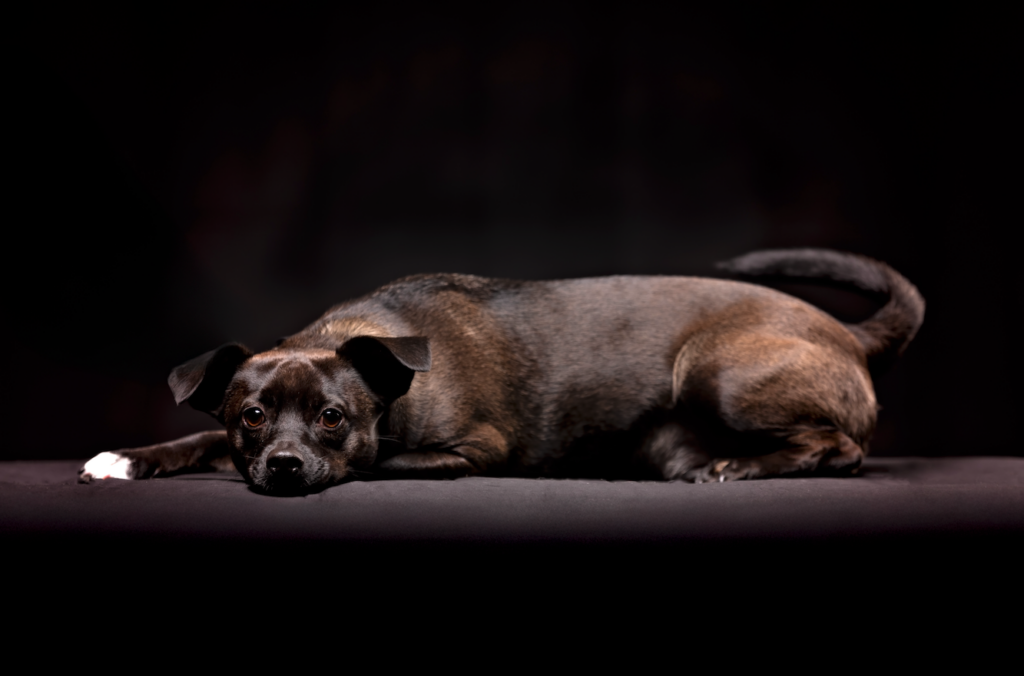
80 249 924 494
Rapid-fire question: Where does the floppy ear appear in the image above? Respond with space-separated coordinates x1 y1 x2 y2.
337 336 431 404
168 343 254 420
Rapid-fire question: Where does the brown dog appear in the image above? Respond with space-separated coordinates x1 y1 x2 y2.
80 249 923 494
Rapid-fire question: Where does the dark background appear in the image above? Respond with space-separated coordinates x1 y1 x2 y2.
6 5 1017 461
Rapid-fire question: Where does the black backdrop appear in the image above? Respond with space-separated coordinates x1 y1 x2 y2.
7 6 1017 461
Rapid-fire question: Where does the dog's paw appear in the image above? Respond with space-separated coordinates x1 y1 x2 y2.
79 452 144 483
684 460 749 484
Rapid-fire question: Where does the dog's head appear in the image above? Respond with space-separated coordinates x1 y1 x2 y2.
168 336 431 494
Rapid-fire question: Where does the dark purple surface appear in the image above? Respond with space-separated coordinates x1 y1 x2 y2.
5 456 1020 606
4 457 1021 543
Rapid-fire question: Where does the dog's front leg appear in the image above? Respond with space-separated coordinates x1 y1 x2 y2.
79 430 232 482
375 423 509 479
376 450 478 478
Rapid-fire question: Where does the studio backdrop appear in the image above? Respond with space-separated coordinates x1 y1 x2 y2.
6 6 1016 461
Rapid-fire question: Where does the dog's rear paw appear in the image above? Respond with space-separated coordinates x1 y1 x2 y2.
79 452 144 483
684 460 749 484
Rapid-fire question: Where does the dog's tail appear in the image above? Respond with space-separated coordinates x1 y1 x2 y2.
718 249 925 373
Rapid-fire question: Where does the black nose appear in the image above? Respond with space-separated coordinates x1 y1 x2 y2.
266 449 304 475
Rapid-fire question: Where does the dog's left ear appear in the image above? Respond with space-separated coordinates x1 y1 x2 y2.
168 342 254 421
338 336 431 404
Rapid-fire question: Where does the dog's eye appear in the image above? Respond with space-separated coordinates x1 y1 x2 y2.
320 409 344 428
242 407 266 427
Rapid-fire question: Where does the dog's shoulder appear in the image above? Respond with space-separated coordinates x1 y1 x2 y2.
277 273 532 350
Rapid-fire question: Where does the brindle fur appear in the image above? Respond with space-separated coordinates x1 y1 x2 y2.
80 249 924 494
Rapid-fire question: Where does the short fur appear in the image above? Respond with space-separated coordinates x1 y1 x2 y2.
80 249 924 494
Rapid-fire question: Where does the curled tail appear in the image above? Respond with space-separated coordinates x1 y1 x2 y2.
718 248 925 374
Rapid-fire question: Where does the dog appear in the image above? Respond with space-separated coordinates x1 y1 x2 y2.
80 248 924 494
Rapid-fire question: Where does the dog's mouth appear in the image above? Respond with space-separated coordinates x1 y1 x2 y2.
253 472 313 496
248 454 335 496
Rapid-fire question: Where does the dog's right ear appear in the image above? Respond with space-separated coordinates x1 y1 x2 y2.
168 343 254 420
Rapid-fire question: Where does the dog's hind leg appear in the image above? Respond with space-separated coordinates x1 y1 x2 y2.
79 430 232 482
663 315 875 483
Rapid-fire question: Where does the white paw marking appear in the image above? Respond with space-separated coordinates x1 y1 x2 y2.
82 452 133 480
